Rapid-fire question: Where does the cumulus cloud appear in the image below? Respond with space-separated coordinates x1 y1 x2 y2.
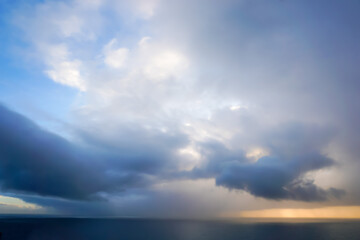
42 43 86 91
45 58 85 91
103 39 129 69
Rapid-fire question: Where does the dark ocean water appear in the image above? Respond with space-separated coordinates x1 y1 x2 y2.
0 218 359 240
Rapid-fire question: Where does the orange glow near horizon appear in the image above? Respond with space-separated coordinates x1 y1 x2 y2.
221 206 360 219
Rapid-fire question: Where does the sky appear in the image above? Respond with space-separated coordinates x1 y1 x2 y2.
0 0 360 218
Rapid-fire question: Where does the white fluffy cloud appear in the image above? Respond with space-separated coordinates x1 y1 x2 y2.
43 44 86 91
103 39 129 69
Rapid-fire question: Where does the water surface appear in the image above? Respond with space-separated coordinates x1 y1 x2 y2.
0 217 359 240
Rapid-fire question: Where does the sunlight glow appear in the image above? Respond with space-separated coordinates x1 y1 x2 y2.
223 206 360 219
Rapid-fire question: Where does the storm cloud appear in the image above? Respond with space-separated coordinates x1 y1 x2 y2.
0 104 186 200
0 102 343 205
216 155 344 201
185 122 344 202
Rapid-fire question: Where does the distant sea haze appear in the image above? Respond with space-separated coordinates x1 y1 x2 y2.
0 218 359 240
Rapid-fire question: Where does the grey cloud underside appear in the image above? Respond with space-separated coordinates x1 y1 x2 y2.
0 104 345 203
0 104 186 200
187 124 345 202
215 155 344 201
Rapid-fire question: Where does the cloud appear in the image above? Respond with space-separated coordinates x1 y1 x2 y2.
0 104 186 201
216 155 344 201
42 43 85 91
143 50 188 81
3 0 360 216
0 104 107 199
103 39 129 69
45 58 86 91
186 123 344 201
0 100 343 212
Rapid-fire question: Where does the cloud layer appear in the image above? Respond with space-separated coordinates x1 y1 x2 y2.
0 104 187 201
1 0 360 216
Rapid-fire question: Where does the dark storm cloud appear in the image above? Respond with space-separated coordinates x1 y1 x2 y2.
0 104 186 201
216 155 344 201
3 100 344 206
187 123 345 201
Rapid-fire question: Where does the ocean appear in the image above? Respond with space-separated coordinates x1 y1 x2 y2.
0 217 359 240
